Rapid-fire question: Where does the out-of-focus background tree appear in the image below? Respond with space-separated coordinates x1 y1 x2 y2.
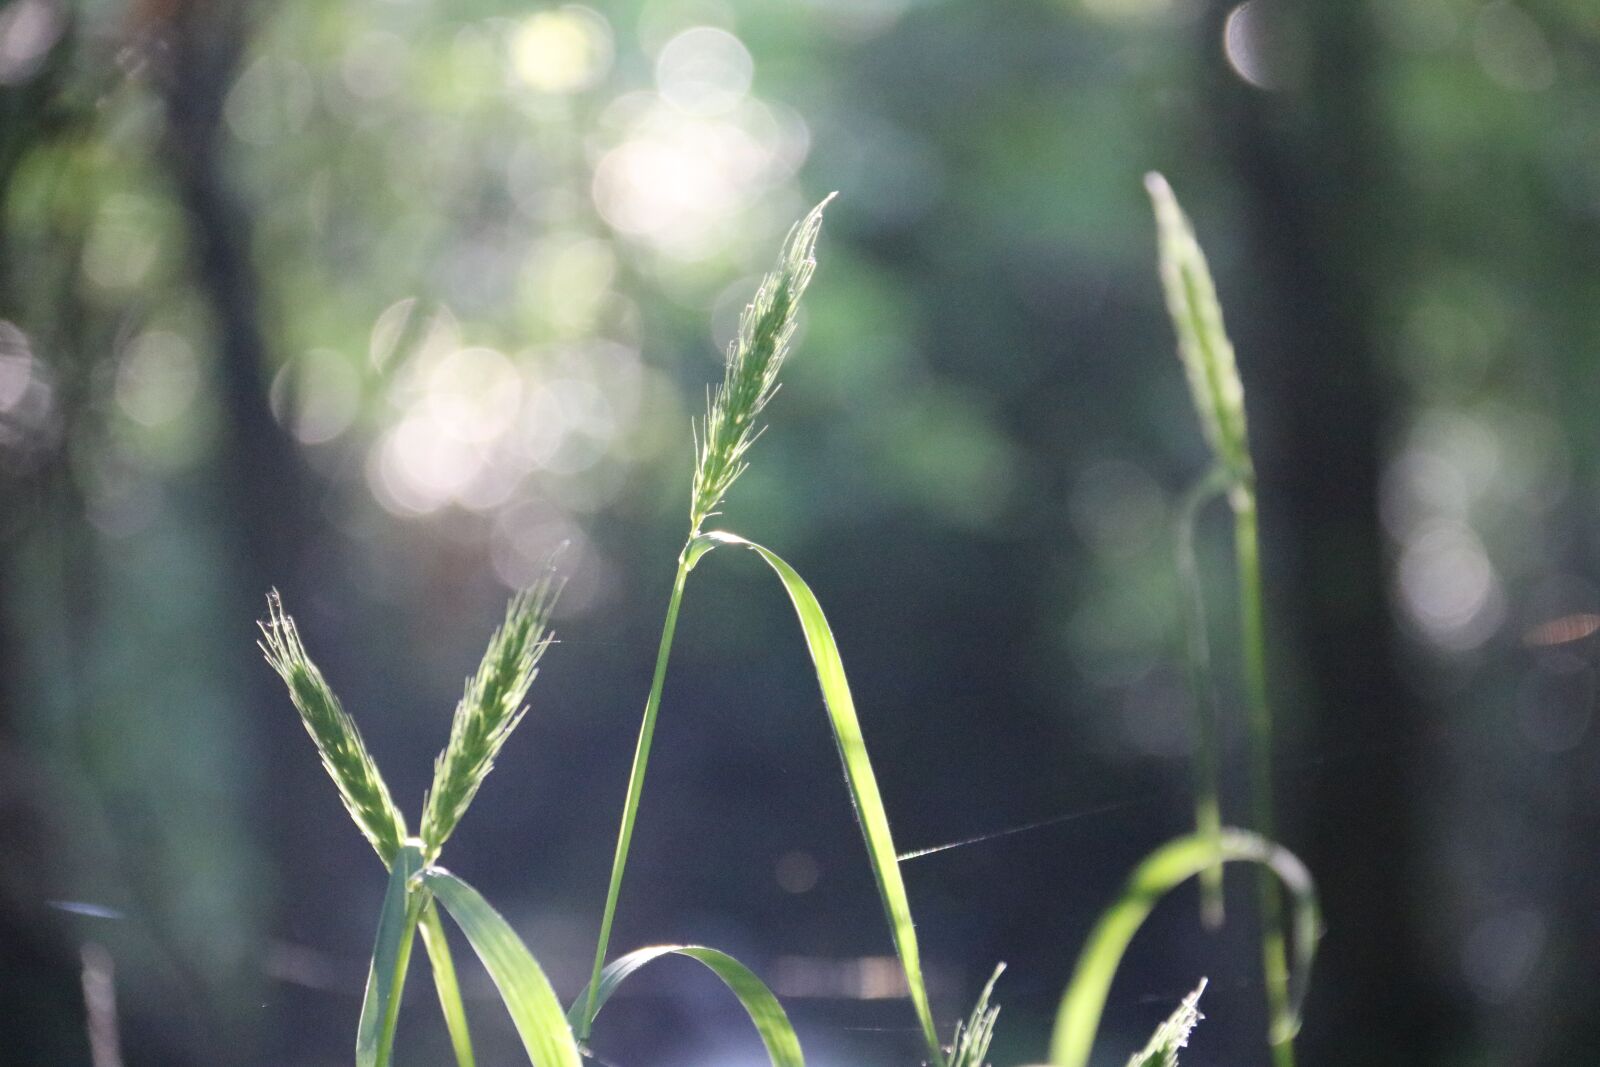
2 0 1597 1063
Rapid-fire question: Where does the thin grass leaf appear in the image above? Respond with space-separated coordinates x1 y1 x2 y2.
260 591 408 864
1126 980 1206 1067
568 944 804 1067
690 194 835 533
1047 828 1320 1067
420 899 477 1067
424 867 583 1067
949 964 1005 1067
422 567 562 855
687 530 944 1067
357 843 426 1067
1145 173 1249 479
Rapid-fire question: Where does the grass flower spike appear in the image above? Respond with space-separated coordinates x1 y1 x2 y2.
1145 173 1250 480
259 590 408 865
421 563 562 856
691 193 835 533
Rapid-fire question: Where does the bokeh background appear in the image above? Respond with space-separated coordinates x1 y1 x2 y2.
3 0 1598 1063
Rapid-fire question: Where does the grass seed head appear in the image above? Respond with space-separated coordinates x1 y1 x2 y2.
420 562 562 856
948 963 1004 1067
1126 979 1206 1067
1145 173 1251 479
259 591 408 864
690 194 835 533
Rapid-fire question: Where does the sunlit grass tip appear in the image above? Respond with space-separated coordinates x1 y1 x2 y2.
690 192 837 533
1144 173 1249 478
949 963 1004 1067
421 559 564 855
1127 980 1206 1067
259 590 407 864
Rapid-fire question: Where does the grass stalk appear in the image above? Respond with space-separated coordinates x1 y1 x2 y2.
1233 486 1295 1066
580 197 831 1039
1146 171 1300 1063
373 889 426 1067
1175 466 1230 929
420 899 477 1067
579 559 690 1039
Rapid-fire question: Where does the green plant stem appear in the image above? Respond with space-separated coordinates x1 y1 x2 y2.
1233 485 1295 1067
420 899 477 1067
374 888 427 1067
581 555 692 1039
1176 465 1230 930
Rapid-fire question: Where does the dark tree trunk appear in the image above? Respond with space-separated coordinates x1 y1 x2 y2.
1198 1 1461 1061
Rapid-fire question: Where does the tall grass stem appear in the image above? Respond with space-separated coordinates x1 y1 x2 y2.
1234 488 1295 1066
580 559 691 1038
1176 466 1230 929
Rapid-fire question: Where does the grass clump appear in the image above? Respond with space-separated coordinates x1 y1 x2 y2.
255 180 1325 1067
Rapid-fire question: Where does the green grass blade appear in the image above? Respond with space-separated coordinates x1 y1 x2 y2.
357 843 426 1067
423 868 583 1067
567 944 804 1067
688 530 944 1067
1047 828 1320 1067
420 899 477 1067
1126 980 1206 1067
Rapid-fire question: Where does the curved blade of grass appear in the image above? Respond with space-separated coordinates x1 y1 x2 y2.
1048 828 1320 1067
357 843 426 1067
423 868 582 1067
420 899 477 1067
1174 466 1231 929
688 530 944 1067
567 944 804 1067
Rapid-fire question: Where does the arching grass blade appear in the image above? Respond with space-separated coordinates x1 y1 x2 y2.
567 944 804 1067
357 843 426 1067
423 868 583 1067
688 530 944 1067
1048 828 1320 1067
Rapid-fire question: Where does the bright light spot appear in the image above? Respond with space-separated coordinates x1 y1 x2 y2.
1462 908 1544 1003
511 6 613 94
0 320 32 411
774 850 820 894
422 346 522 445
1473 3 1554 93
342 32 408 101
592 105 782 257
369 297 418 370
655 27 753 116
1398 519 1502 650
225 54 315 145
772 956 910 1000
0 0 64 85
116 331 200 428
1223 1 1291 91
269 350 363 445
370 412 486 515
